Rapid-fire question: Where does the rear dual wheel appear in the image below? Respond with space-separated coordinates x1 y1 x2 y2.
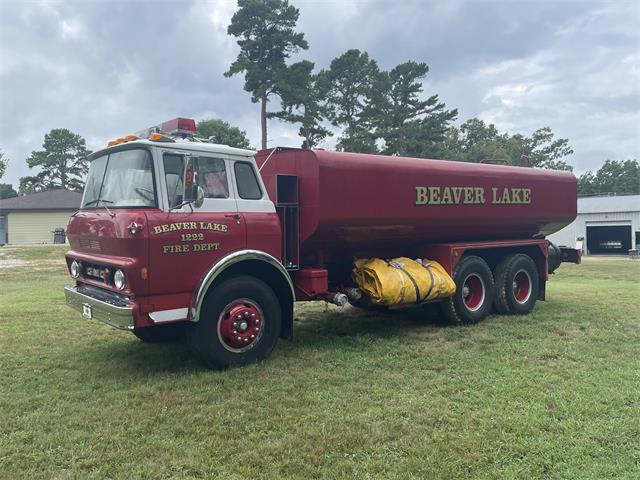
439 255 495 325
493 254 539 315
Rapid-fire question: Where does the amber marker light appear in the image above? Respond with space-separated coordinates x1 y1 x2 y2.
149 133 164 140
140 267 148 280
124 135 138 142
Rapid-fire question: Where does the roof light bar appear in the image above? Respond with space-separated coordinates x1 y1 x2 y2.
134 117 197 139
107 117 197 147
161 118 197 135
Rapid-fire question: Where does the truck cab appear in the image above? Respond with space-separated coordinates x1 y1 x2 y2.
64 119 294 368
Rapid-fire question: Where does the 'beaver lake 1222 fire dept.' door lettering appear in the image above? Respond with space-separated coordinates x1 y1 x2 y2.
146 154 246 298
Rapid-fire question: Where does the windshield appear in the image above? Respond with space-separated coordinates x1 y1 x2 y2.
82 148 156 208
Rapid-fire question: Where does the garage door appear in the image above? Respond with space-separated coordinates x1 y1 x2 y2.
586 225 632 254
8 211 73 245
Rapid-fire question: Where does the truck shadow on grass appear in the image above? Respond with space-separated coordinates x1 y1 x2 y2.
292 305 444 341
69 306 450 378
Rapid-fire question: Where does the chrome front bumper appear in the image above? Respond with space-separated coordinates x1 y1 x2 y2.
64 285 134 330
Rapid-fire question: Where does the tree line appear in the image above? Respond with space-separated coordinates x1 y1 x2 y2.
223 0 574 170
577 160 640 197
0 0 637 198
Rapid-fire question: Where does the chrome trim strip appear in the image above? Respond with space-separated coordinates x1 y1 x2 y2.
64 286 134 330
191 249 294 322
149 308 189 323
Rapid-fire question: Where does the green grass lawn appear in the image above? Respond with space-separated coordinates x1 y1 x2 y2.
1 246 639 479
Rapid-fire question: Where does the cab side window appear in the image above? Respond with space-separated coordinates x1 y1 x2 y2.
234 162 262 200
200 158 229 199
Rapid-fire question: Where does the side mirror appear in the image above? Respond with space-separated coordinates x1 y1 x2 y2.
194 186 205 208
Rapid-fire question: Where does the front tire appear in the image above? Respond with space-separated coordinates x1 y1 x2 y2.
187 276 282 369
439 255 494 325
493 254 539 315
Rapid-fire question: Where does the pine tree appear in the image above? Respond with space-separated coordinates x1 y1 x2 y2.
225 0 308 149
19 128 91 194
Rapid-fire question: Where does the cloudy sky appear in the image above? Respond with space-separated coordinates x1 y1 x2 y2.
1 0 638 187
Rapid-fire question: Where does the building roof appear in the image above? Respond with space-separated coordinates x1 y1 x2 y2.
578 194 640 214
0 189 82 212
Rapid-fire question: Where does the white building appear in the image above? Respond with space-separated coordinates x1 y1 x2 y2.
548 194 640 255
0 189 81 245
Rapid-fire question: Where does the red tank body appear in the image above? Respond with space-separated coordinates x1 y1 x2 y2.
256 148 577 260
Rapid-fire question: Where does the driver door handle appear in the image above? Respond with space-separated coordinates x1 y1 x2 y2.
224 213 242 222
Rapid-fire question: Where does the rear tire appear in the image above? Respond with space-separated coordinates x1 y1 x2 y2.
493 253 539 315
133 323 187 343
187 276 282 369
439 255 494 325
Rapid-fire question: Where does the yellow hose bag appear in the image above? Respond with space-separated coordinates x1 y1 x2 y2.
352 257 456 306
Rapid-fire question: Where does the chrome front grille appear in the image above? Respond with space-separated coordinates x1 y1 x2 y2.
81 262 111 285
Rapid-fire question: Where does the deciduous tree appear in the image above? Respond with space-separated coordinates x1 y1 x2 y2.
0 183 17 199
225 0 308 150
196 119 252 149
0 150 15 198
578 160 640 196
442 118 573 170
0 150 7 179
19 128 91 194
577 171 597 196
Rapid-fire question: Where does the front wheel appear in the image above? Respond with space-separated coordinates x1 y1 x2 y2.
187 276 282 369
439 255 494 325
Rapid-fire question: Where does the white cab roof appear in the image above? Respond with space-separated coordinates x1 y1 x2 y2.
90 138 256 160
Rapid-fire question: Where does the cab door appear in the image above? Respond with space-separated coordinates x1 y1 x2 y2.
230 158 282 261
145 151 246 310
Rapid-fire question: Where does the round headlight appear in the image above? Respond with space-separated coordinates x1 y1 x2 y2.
114 269 126 290
70 260 80 278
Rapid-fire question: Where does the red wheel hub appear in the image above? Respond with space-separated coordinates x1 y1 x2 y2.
217 299 263 352
513 269 532 304
462 273 485 312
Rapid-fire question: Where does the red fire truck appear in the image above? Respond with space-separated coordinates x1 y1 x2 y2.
64 118 580 368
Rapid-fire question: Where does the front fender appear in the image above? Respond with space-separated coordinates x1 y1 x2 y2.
189 249 294 322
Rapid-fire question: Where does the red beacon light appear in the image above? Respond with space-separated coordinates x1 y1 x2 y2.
134 117 197 142
161 118 197 136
